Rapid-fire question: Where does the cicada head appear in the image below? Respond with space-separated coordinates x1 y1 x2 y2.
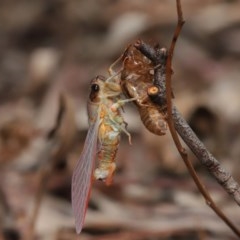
87 76 105 124
89 75 106 102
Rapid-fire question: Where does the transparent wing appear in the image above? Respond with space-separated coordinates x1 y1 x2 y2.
71 118 99 234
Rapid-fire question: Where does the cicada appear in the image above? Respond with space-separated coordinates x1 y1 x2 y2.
72 73 133 234
120 45 168 136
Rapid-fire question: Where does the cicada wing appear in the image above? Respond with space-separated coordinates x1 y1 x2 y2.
71 119 99 234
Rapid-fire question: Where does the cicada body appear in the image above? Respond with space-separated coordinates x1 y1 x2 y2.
90 76 122 185
72 74 132 234
121 45 167 136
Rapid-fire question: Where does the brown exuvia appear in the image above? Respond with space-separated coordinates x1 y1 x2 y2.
121 45 167 136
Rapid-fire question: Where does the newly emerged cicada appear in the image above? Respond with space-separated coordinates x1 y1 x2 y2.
120 45 168 136
72 73 133 234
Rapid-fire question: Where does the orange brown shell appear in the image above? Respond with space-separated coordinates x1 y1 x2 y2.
121 45 167 136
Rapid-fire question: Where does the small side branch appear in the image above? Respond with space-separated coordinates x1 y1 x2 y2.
172 107 240 204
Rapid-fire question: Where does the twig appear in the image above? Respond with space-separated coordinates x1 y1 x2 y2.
135 40 240 206
166 0 240 232
165 0 185 152
135 0 240 237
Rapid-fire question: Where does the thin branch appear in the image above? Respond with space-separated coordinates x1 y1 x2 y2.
136 37 240 239
165 0 185 154
173 107 240 204
167 0 240 230
135 41 240 206
134 0 240 236
166 0 185 116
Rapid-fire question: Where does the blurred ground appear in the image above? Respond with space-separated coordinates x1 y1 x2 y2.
0 0 240 239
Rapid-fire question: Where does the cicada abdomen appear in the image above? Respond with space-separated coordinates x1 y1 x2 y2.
94 121 120 185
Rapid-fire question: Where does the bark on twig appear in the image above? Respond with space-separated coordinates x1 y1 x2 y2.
172 107 240 204
135 41 240 206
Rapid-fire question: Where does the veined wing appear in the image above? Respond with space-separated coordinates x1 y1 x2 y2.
71 117 100 234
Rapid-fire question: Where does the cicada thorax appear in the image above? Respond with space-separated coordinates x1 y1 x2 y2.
121 45 167 136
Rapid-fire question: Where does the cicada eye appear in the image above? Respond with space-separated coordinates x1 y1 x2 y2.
89 83 100 102
91 83 99 92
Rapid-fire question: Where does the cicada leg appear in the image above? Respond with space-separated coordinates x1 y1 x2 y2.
109 97 137 145
110 97 137 111
108 54 125 76
103 71 123 96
